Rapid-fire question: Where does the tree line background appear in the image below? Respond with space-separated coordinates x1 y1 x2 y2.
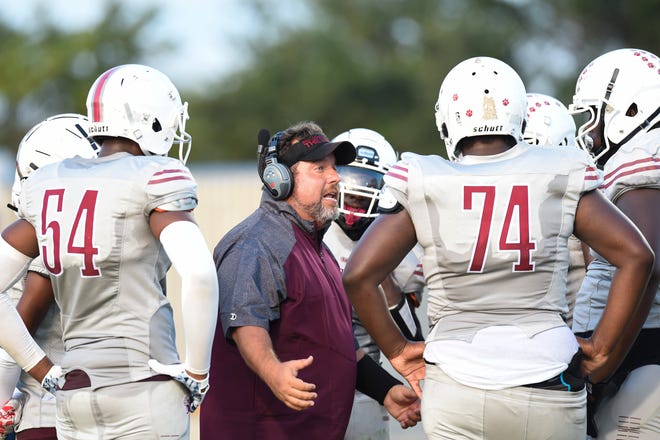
0 0 658 164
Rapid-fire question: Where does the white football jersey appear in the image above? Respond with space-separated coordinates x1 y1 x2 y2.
19 152 197 389
384 143 601 343
573 129 660 332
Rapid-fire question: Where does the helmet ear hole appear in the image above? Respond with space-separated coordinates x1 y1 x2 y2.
152 119 162 132
625 103 638 117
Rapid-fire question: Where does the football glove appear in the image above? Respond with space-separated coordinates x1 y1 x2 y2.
0 393 23 440
40 365 62 395
148 359 209 414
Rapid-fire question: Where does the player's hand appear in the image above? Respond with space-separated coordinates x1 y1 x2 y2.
263 355 317 411
0 394 23 440
576 335 613 383
387 341 425 398
148 360 209 414
383 384 421 429
40 365 62 395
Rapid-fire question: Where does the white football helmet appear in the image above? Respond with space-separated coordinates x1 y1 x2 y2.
331 128 397 239
435 56 527 160
524 93 577 147
569 48 660 163
86 64 192 163
10 113 99 211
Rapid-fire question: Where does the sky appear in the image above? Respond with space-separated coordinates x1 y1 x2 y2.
0 0 272 181
0 0 269 91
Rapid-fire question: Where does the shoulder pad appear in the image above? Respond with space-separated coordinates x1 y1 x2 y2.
377 187 403 214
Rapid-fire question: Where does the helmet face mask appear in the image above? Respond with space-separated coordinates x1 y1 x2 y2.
330 128 397 240
569 48 660 164
11 113 99 212
86 64 192 163
337 166 385 219
435 57 527 160
524 93 577 147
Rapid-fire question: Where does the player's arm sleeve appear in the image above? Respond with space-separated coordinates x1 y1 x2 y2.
0 347 21 403
0 293 45 373
0 236 31 294
159 220 218 376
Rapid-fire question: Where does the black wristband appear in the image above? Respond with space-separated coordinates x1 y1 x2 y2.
355 355 402 405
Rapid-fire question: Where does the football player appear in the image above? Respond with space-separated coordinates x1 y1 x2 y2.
0 64 218 439
0 113 98 440
569 48 660 440
323 128 425 440
342 56 653 439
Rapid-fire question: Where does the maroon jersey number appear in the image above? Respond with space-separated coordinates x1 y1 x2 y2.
464 185 536 273
41 189 101 277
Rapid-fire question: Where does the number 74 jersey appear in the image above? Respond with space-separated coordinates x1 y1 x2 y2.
383 144 601 331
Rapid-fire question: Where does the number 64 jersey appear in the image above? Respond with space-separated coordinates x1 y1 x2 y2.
18 152 197 389
383 143 601 343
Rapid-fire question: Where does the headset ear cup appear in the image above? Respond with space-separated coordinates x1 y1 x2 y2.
262 162 293 200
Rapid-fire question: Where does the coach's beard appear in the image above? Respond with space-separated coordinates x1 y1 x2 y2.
313 202 339 227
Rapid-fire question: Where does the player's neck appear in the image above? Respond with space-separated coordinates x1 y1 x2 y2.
461 136 515 157
99 138 144 157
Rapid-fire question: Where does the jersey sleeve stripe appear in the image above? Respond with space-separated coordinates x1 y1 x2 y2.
603 156 660 181
386 165 409 182
584 166 601 181
601 162 660 189
386 172 408 182
148 175 194 185
152 168 193 177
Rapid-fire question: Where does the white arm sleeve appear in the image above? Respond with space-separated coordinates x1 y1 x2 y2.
0 347 21 403
0 237 45 372
160 221 219 375
0 236 31 293
0 294 46 372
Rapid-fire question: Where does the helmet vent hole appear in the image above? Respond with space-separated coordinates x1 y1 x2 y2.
152 119 162 132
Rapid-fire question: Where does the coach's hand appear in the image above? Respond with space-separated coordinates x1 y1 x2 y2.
148 359 209 414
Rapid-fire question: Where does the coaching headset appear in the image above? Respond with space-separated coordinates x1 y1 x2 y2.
258 128 293 200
